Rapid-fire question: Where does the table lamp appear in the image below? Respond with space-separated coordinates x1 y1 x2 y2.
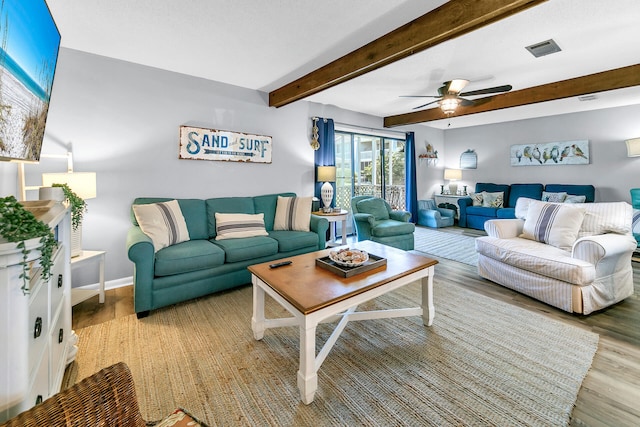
444 168 462 195
42 171 97 257
317 166 336 212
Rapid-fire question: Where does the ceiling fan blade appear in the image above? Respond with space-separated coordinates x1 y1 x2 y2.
412 99 441 110
458 97 474 106
399 95 440 98
460 84 512 97
446 79 469 94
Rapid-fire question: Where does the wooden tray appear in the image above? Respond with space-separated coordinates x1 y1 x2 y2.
316 253 387 278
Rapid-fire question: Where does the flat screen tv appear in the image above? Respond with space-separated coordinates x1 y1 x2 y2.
0 0 61 163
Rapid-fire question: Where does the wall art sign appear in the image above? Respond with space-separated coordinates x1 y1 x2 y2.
179 125 272 163
510 140 589 166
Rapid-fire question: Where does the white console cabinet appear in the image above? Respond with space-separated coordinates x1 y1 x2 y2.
0 204 76 422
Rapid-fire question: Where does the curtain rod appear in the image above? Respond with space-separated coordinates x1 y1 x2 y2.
333 121 406 136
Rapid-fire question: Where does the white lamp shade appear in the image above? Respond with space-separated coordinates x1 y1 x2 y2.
42 172 97 199
626 138 640 157
444 169 462 181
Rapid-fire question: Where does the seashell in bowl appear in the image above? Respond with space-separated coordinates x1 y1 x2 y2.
329 248 369 267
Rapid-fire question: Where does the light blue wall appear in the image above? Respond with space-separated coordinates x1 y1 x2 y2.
1 46 638 285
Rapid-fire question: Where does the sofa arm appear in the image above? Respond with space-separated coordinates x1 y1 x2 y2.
436 207 456 219
126 226 155 313
484 219 524 238
389 210 411 222
572 233 637 268
310 214 329 249
457 197 472 227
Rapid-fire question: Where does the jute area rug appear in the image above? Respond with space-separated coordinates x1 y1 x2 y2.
65 282 598 426
414 226 479 266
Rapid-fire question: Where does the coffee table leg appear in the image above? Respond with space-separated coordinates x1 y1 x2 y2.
252 283 266 340
421 270 435 326
297 324 318 404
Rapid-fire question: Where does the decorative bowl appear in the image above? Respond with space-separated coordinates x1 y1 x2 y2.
329 248 369 267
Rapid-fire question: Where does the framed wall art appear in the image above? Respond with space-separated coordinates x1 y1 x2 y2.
510 140 589 167
179 125 272 163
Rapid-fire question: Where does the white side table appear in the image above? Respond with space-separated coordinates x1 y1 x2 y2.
70 250 106 306
312 210 349 247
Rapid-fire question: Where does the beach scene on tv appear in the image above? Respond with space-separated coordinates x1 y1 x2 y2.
0 0 61 162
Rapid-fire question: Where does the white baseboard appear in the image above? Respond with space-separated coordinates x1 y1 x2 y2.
72 276 133 292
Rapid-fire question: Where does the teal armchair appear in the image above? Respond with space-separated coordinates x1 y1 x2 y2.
351 195 415 250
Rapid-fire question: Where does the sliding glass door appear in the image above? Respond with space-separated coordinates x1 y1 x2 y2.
334 130 406 237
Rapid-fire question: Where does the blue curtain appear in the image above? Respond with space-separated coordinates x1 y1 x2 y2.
314 118 335 203
405 132 418 223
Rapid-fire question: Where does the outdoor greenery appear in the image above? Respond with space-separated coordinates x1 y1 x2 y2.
0 196 57 294
362 149 406 185
52 183 87 230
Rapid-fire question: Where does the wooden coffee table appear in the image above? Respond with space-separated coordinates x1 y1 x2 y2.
248 240 438 404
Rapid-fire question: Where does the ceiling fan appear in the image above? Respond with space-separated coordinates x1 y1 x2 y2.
401 79 513 115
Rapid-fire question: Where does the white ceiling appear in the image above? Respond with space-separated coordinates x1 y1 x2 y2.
47 0 640 129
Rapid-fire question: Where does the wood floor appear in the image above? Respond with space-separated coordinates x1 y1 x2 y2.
72 227 640 427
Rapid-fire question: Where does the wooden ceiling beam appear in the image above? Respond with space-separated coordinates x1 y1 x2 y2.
269 0 547 108
383 63 640 127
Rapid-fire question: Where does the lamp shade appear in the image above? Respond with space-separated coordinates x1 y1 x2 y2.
444 168 462 181
317 166 336 182
42 172 97 199
626 138 640 157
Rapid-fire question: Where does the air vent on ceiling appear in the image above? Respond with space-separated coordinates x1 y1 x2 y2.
525 39 561 58
578 95 598 102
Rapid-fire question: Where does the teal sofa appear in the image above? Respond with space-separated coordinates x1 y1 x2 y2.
126 192 329 317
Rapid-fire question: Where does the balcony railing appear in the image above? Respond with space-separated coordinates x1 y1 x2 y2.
336 184 406 211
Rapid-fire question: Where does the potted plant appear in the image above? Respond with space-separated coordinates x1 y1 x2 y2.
52 183 87 230
0 196 57 294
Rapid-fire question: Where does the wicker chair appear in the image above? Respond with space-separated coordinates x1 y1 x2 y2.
0 362 207 427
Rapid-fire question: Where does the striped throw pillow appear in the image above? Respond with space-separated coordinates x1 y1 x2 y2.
214 213 268 240
273 196 312 231
521 200 586 250
133 200 190 252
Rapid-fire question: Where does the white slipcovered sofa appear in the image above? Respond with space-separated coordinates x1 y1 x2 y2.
476 198 636 314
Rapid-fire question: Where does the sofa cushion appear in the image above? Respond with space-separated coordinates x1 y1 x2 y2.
274 196 312 231
213 236 278 263
356 198 389 220
578 201 632 237
466 206 500 218
508 183 543 207
471 193 483 206
521 200 586 250
545 184 595 202
133 200 190 252
482 191 504 208
370 219 415 237
475 183 510 206
206 197 255 238
475 236 595 285
155 240 225 277
268 230 318 252
215 213 268 240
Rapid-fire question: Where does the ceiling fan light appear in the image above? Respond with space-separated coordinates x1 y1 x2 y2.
440 96 460 115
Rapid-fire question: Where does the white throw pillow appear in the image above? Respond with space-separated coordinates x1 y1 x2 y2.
564 194 587 204
133 200 190 252
274 196 312 231
633 209 640 237
481 191 504 208
215 213 268 240
471 193 483 206
541 191 567 203
521 200 586 250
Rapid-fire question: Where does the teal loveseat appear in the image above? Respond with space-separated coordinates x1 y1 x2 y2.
126 193 329 317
